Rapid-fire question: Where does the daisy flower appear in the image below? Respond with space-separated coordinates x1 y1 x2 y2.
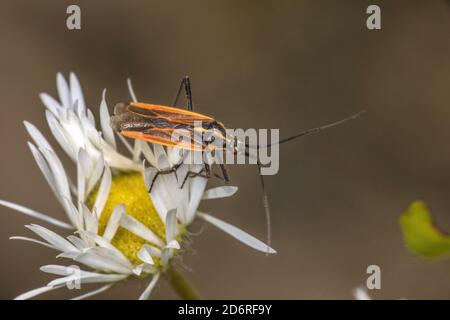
0 73 275 300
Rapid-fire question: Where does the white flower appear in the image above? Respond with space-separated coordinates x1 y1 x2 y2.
36 73 140 171
0 73 275 300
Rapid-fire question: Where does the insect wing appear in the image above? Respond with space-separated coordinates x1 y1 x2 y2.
121 126 206 151
127 102 214 125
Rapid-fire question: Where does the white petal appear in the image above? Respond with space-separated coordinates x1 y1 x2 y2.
40 264 79 276
88 130 141 171
61 108 87 144
78 148 93 175
41 265 126 282
63 109 89 151
74 251 132 274
186 171 207 224
92 165 112 219
72 94 82 117
127 78 138 102
67 235 88 250
14 285 63 300
45 272 85 285
27 142 60 201
0 199 72 229
103 205 124 242
10 236 57 250
141 243 162 258
202 186 238 200
85 246 132 269
81 203 98 234
140 264 158 275
77 149 91 204
56 106 68 121
24 121 53 152
48 273 127 287
26 224 79 253
71 284 114 300
69 180 78 198
167 147 184 167
86 154 105 195
165 209 177 243
56 73 71 108
87 109 96 126
69 73 86 115
45 110 77 161
62 198 82 230
133 264 144 276
138 273 160 300
165 239 180 250
161 240 180 265
137 246 154 265
57 251 82 259
198 212 276 254
86 154 105 194
149 186 169 223
133 140 142 162
39 93 61 116
140 141 158 168
157 155 183 217
161 249 171 265
99 89 116 149
175 164 190 223
80 231 132 268
158 147 171 166
148 157 178 222
153 145 167 166
120 213 164 247
143 167 158 191
40 148 71 200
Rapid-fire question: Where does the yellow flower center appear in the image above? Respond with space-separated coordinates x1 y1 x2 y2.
86 172 165 265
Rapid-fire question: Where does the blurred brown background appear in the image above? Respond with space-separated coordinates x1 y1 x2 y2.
1 0 450 299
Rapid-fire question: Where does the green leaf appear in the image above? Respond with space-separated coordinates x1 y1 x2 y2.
399 201 450 259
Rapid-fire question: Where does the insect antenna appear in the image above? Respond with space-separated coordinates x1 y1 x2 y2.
244 110 365 254
242 147 272 253
249 110 365 149
257 161 272 255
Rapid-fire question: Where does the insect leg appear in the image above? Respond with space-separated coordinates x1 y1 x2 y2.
204 136 230 183
172 76 194 111
149 171 160 193
218 164 230 183
147 157 187 193
172 78 185 107
180 164 211 189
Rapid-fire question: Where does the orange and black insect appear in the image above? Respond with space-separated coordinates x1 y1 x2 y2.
111 76 363 248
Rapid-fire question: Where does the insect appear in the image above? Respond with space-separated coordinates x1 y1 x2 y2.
111 76 364 249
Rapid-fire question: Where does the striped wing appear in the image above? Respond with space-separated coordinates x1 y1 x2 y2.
127 102 214 125
121 127 207 151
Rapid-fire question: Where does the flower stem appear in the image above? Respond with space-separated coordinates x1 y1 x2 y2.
163 267 201 300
